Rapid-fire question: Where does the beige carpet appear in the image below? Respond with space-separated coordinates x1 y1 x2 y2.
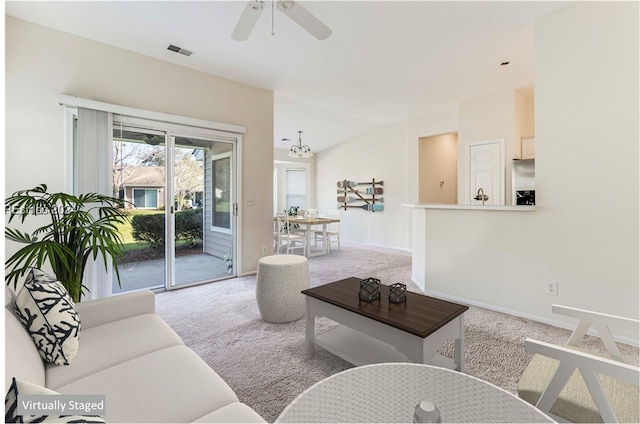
155 243 638 423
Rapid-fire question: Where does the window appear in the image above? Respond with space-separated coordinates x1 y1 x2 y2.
132 188 159 209
212 155 232 230
286 169 306 209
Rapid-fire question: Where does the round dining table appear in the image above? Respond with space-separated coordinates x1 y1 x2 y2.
276 362 555 423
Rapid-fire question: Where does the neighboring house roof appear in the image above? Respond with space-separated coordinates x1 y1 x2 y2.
118 165 204 192
118 166 164 187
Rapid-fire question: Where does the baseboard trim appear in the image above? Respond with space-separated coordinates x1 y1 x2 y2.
342 240 412 254
423 288 640 347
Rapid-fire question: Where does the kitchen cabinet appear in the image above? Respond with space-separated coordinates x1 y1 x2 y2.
521 137 535 159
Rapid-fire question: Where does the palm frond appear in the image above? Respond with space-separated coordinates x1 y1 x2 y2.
5 184 128 301
5 228 38 244
4 241 76 290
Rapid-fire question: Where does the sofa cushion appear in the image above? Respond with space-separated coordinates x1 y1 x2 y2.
55 346 240 423
14 269 80 366
5 307 46 392
193 402 267 423
5 378 106 423
6 286 16 307
46 314 184 389
74 290 156 330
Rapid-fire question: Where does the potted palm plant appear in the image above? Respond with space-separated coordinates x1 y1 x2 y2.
5 184 129 302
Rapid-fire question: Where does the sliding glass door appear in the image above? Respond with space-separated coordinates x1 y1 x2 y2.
169 136 236 288
110 117 238 293
112 125 167 293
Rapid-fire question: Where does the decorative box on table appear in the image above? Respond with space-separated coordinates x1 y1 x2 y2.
389 283 407 304
358 278 381 302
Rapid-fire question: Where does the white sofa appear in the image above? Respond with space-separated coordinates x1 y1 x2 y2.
5 288 266 423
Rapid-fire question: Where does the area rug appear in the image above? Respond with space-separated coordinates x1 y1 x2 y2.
155 243 638 423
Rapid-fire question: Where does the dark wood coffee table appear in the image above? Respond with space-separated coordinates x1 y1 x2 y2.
302 277 469 371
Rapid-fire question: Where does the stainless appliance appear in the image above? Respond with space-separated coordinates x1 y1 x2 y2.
515 190 535 205
512 159 535 205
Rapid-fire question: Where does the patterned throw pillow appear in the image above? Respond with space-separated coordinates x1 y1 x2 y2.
4 378 106 423
14 269 81 365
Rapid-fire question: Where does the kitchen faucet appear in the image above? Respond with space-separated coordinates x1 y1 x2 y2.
474 188 489 205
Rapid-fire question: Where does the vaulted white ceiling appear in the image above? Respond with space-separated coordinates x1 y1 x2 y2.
5 1 572 153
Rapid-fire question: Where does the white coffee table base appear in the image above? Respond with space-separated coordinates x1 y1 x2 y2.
305 296 465 372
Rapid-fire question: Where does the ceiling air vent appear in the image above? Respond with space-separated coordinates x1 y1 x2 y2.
167 44 193 57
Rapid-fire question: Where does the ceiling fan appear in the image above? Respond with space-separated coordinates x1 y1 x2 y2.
231 0 332 41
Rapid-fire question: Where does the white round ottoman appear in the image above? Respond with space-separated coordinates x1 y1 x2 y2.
256 255 310 323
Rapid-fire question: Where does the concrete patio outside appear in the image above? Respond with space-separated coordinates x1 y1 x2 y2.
113 253 230 293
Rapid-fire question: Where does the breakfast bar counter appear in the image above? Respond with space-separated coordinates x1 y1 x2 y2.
402 203 536 212
403 203 536 294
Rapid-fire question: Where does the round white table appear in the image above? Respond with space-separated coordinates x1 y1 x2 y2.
276 363 555 423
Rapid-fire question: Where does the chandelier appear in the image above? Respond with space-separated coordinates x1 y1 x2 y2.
288 130 313 158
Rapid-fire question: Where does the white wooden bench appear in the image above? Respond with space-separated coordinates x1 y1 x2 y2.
517 305 639 423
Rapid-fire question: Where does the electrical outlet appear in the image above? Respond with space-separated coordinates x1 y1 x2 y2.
546 281 558 296
262 246 268 254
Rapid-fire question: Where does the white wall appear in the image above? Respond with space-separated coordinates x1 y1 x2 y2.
514 88 535 158
5 17 274 275
315 121 411 250
317 2 638 342
458 90 517 205
418 2 639 342
534 0 639 326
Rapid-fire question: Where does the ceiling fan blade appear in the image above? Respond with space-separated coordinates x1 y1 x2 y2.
277 1 332 40
232 1 265 41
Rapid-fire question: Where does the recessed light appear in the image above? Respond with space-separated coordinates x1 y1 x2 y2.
500 61 510 66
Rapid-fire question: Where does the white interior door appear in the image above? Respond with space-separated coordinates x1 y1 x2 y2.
468 139 504 205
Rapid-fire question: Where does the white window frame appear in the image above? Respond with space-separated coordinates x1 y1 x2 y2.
286 168 307 210
274 161 312 213
210 151 234 235
132 188 160 209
